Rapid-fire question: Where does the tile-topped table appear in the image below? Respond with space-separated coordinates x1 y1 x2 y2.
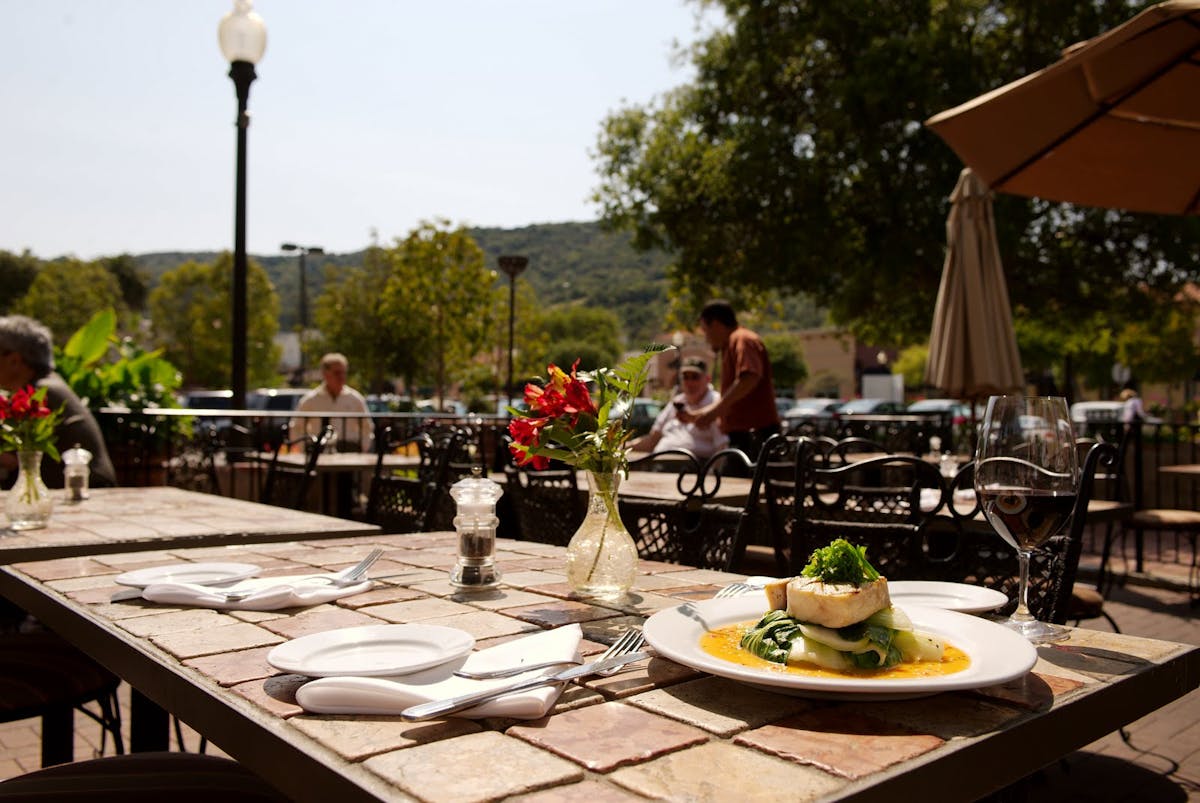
0 486 379 564
1 532 1197 802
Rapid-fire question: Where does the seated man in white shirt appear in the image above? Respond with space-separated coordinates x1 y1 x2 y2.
292 353 373 452
629 357 729 459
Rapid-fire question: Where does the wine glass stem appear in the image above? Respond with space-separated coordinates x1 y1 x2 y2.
1012 549 1035 622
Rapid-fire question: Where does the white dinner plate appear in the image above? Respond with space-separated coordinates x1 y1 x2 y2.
643 596 1036 700
114 562 262 589
886 581 1009 614
267 624 475 678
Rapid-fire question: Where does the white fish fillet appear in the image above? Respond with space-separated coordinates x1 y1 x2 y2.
784 576 890 628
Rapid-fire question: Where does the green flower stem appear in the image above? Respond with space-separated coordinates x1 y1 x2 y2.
584 471 622 584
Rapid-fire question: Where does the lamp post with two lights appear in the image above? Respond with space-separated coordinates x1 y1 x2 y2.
281 242 324 378
498 255 528 410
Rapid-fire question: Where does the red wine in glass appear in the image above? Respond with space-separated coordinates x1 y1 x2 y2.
974 395 1079 644
979 488 1077 550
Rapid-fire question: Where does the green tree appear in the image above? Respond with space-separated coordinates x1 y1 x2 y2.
762 332 808 397
592 0 1200 358
147 253 280 388
379 221 498 404
0 250 40 314
312 245 407 394
894 344 929 392
14 258 124 342
538 306 624 372
97 254 149 313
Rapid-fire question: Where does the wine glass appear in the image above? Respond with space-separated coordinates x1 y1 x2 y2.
974 395 1079 643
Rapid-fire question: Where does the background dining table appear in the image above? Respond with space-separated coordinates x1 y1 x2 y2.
249 451 422 517
0 531 1195 802
0 486 380 564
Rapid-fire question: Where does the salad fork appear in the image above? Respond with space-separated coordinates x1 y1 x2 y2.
203 549 386 602
331 548 384 584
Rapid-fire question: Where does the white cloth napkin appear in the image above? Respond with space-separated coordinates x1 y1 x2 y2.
140 574 372 611
295 623 583 719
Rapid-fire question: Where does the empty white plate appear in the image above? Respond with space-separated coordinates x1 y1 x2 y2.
115 562 262 589
887 581 1008 614
267 624 475 678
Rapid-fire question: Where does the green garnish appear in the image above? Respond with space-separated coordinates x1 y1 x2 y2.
800 538 880 585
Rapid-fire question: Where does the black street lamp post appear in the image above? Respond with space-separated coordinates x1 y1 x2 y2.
281 243 324 377
218 0 267 409
498 255 528 407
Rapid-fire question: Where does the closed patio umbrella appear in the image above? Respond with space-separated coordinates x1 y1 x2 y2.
925 0 1200 216
925 168 1024 402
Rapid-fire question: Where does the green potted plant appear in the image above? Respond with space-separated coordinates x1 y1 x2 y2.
56 309 185 485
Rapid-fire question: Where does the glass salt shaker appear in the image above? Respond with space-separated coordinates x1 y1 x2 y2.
62 444 93 502
449 467 503 590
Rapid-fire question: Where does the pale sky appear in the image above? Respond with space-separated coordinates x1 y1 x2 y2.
0 1 719 261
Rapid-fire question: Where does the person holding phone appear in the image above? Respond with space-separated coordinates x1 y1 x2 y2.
629 357 729 458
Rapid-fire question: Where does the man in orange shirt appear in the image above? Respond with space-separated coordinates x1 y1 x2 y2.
683 300 780 461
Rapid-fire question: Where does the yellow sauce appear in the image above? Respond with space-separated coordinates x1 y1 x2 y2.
700 620 970 679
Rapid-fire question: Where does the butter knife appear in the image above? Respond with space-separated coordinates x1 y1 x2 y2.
400 651 650 722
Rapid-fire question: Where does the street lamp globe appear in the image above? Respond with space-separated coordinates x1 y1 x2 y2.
218 0 267 64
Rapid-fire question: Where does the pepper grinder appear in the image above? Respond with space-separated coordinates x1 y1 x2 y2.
62 444 93 502
449 467 503 590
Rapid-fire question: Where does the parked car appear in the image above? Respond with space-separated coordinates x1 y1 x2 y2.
782 397 844 433
250 387 308 412
628 397 663 436
1070 400 1125 425
775 397 795 419
836 398 907 415
907 398 971 425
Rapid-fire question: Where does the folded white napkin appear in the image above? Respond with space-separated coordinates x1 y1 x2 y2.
295 623 583 719
140 574 372 611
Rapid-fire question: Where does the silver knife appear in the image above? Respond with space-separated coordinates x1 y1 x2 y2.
400 651 651 722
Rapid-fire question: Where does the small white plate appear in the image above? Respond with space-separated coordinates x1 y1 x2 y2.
115 562 262 589
267 624 475 678
643 596 1035 700
887 581 1008 614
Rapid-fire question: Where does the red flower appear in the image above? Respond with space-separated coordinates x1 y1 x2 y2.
0 385 65 459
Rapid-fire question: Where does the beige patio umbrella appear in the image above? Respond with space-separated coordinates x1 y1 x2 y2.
925 168 1024 401
925 0 1200 215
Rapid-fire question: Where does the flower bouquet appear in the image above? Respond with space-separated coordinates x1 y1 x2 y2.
1 385 64 530
508 346 667 596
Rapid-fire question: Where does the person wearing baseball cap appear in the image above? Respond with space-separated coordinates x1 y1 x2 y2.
629 356 729 458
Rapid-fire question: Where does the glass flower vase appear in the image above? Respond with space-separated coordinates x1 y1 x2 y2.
6 450 54 531
566 470 638 598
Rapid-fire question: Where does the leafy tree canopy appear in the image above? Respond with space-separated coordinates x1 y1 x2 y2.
592 0 1200 360
14 258 124 342
0 250 40 314
147 253 280 388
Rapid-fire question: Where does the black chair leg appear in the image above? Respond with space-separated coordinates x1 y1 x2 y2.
41 706 73 767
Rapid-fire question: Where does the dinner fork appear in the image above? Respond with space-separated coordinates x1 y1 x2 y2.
595 628 646 676
454 628 646 680
714 582 758 599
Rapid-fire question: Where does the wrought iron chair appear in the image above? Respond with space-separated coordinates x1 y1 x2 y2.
165 423 224 496
363 428 440 533
260 423 335 510
617 448 757 572
934 441 1113 624
424 427 483 532
790 440 949 578
0 628 123 768
503 465 585 546
0 751 287 801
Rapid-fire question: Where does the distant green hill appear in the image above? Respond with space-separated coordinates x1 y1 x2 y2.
133 221 674 343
